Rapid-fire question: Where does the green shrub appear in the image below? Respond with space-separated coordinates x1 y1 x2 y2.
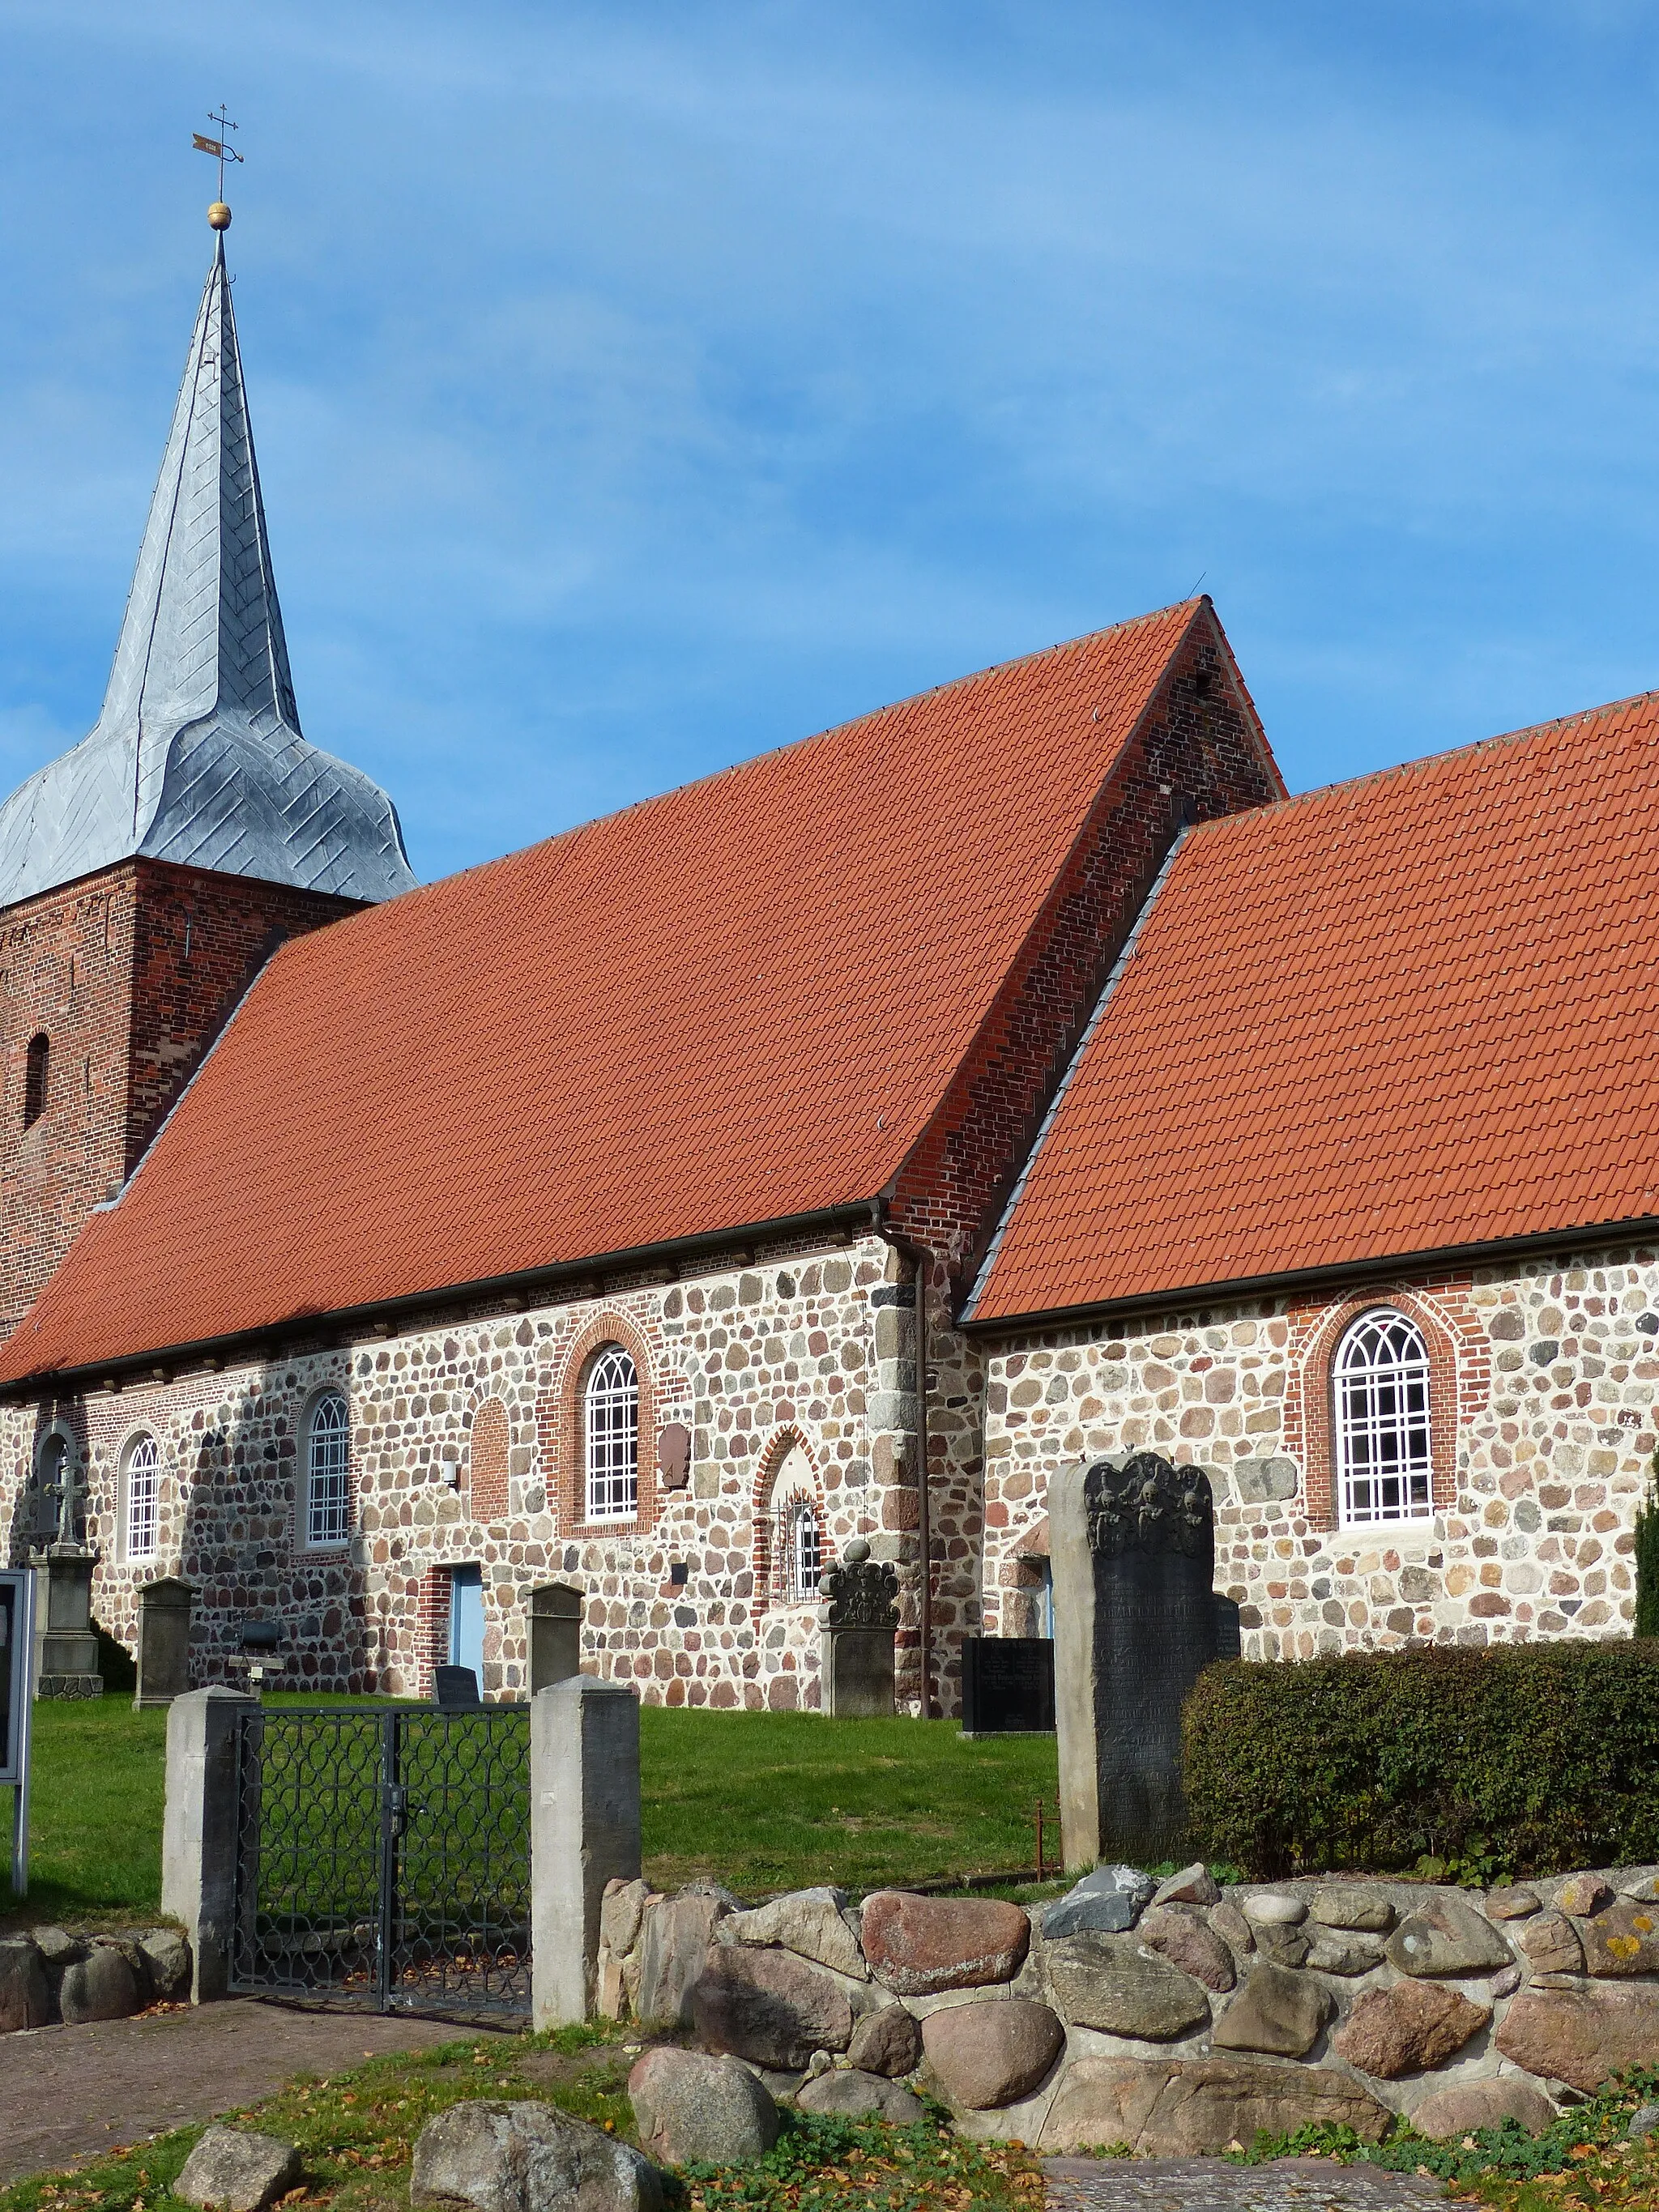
1637 1456 1659 1638
1182 1639 1659 1880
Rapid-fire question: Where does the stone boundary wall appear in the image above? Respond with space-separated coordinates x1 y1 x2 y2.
597 1862 1659 2156
982 1240 1655 1656
0 1925 191 2032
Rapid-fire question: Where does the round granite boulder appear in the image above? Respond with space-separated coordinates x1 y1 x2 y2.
921 1999 1065 2109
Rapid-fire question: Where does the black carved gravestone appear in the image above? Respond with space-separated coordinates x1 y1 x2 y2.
1051 1451 1218 1865
961 1637 1056 1736
818 1540 899 1716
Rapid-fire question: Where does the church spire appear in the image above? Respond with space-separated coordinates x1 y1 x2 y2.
0 219 415 910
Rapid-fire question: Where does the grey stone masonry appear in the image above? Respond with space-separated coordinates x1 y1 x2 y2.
595 1863 1659 2153
983 1242 1653 1656
0 1231 983 1713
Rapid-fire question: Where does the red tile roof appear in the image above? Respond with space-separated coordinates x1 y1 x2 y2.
968 690 1659 1326
0 602 1214 1383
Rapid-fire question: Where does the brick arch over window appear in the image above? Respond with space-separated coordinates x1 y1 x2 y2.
751 1426 827 1611
468 1396 510 1527
541 1311 659 1538
1291 1285 1473 1529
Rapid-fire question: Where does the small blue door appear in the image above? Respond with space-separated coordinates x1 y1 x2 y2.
449 1565 484 1681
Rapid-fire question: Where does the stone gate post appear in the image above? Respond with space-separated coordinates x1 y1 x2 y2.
161 1686 256 2002
530 1677 641 2028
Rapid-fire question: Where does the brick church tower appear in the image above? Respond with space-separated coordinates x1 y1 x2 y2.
0 219 415 1335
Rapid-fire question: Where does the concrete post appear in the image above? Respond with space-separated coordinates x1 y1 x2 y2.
161 1686 255 2002
530 1677 641 2029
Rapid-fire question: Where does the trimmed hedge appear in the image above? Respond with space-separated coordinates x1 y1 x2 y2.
1182 1640 1659 1881
1637 1463 1659 1638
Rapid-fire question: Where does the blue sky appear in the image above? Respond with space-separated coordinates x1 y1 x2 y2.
3 2 1659 883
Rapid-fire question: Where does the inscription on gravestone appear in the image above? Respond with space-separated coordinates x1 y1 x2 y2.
819 1540 899 1718
961 1637 1056 1735
1051 1451 1220 1866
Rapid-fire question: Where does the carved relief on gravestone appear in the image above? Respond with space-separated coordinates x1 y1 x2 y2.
1051 1451 1220 1869
819 1538 899 1717
819 1539 899 1627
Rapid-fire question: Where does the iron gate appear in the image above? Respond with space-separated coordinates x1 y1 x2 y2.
229 1705 531 2019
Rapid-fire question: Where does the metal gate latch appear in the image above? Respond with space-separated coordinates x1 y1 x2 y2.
386 1784 410 1837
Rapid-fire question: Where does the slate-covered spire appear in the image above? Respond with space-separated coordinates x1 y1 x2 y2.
0 232 416 910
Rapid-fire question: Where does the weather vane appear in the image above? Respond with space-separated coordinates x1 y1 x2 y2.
192 105 243 231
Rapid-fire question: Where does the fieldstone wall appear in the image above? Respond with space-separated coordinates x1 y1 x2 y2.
981 1242 1654 1656
599 1862 1659 2155
0 1926 191 2033
0 1233 983 1710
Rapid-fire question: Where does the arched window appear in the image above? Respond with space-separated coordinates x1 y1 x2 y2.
124 1434 160 1562
23 1034 49 1128
584 1348 638 1521
1334 1308 1432 1525
305 1392 351 1546
783 1497 821 1603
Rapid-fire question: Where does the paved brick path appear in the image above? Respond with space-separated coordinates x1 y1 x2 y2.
0 2001 511 2184
1043 2159 1448 2212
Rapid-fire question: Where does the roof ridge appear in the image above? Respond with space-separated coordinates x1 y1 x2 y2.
1187 680 1659 835
277 598 1209 944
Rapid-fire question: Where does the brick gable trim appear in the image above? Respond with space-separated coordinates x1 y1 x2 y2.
887 602 1282 1280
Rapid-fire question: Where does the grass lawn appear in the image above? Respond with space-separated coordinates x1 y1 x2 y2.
4 1694 1060 1929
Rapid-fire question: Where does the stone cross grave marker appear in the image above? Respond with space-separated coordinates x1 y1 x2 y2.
1051 1450 1219 1867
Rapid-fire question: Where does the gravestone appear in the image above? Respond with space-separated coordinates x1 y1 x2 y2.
134 1577 195 1709
818 1540 898 1717
528 1582 582 1691
433 1664 483 1711
29 1450 102 1700
1213 1592 1243 1660
961 1636 1055 1736
1051 1451 1219 1867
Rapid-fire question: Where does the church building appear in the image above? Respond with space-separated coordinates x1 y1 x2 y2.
0 225 1650 1710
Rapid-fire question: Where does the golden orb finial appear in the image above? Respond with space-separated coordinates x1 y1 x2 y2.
207 200 232 231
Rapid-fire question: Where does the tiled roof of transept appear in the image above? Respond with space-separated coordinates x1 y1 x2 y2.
966 689 1659 1326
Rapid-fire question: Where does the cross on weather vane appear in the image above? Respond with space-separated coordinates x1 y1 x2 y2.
192 105 243 231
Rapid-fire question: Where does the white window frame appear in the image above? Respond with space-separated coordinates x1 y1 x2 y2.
1334 1307 1434 1527
783 1497 821 1603
305 1392 352 1548
584 1349 638 1522
123 1434 160 1562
